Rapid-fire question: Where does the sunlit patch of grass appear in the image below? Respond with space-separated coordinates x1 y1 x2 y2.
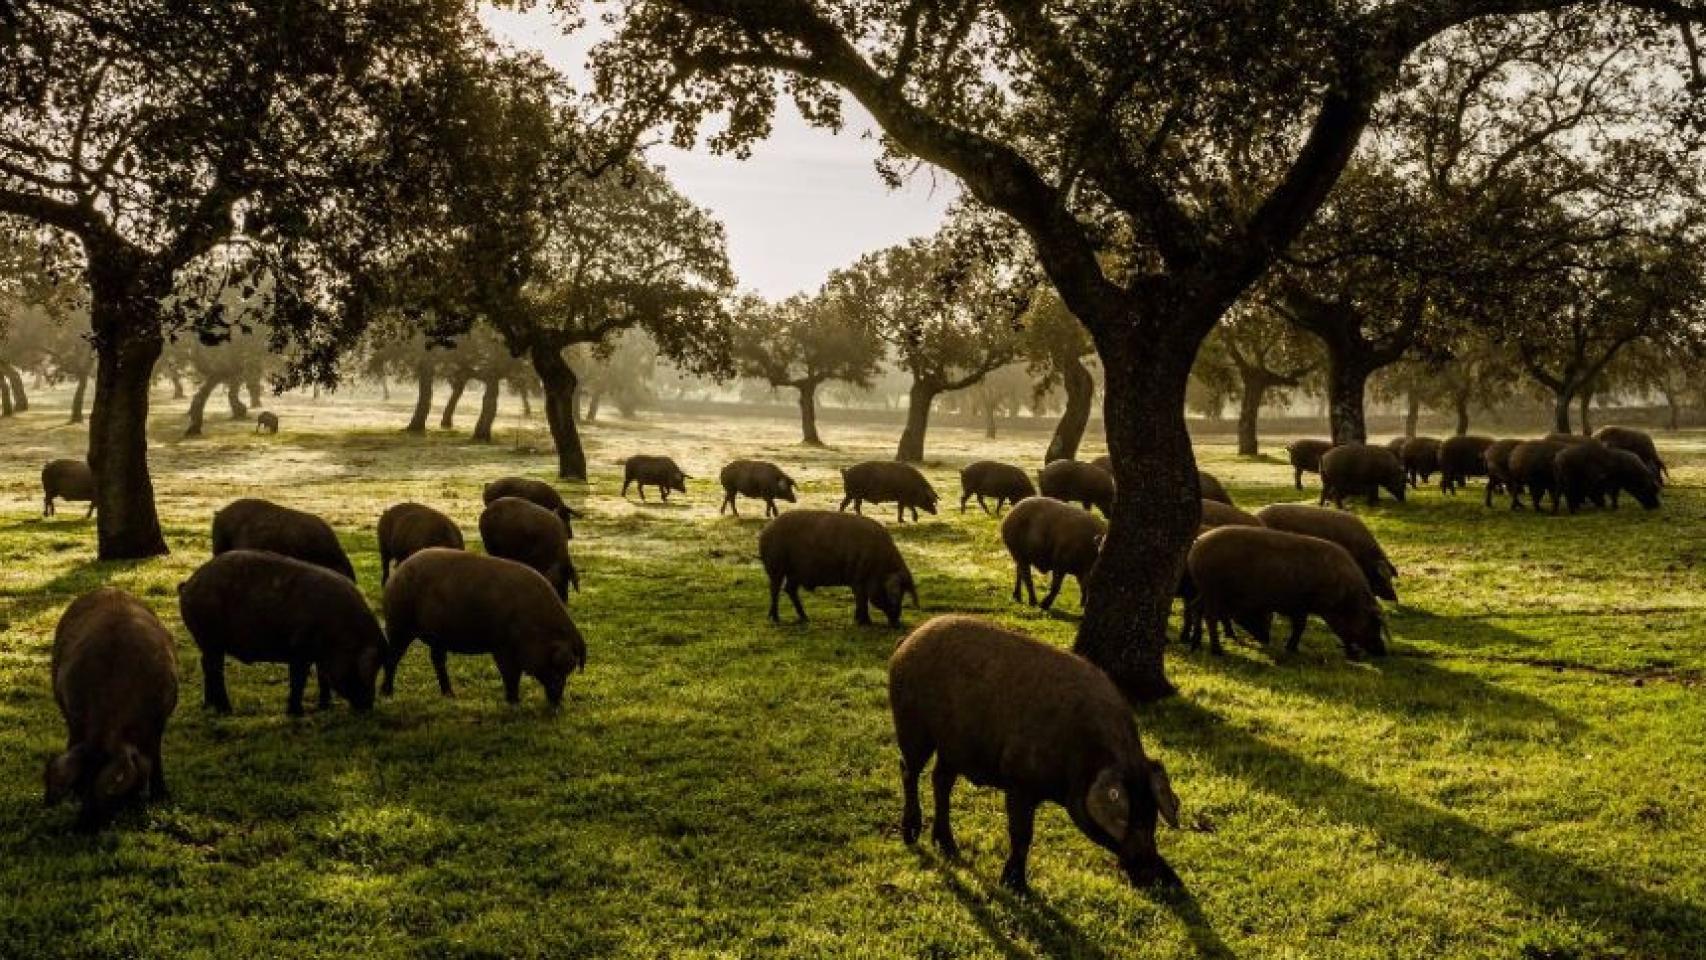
1 384 1704 957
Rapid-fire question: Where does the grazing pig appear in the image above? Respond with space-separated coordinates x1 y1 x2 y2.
1399 437 1441 488
382 549 587 705
1000 497 1105 610
1555 442 1661 513
1254 503 1398 602
622 455 690 502
759 509 918 626
377 502 465 584
254 411 279 434
1438 435 1495 494
482 477 579 537
1093 455 1231 505
1319 444 1407 508
839 461 939 523
1593 426 1667 485
719 459 798 518
1507 439 1575 512
211 498 356 581
1185 526 1387 658
1543 432 1591 445
1482 438 1523 507
41 459 95 518
1286 439 1334 489
1039 459 1115 516
179 551 384 716
959 460 1036 515
1200 500 1261 532
46 589 178 830
889 615 1182 891
480 497 580 599
1384 437 1408 457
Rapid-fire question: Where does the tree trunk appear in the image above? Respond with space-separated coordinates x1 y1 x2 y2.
982 395 998 439
1044 352 1094 463
1551 387 1574 434
1403 391 1420 438
439 376 467 430
1236 377 1268 456
1453 391 1470 436
1664 390 1680 431
88 296 169 559
896 380 937 463
406 363 434 433
246 378 262 409
1578 389 1593 436
518 383 531 417
226 381 249 420
184 378 221 436
170 371 185 399
0 375 11 416
1325 358 1372 445
380 377 391 401
531 344 587 480
1078 323 1198 703
69 371 89 424
797 379 824 446
585 390 601 423
2 364 26 411
471 376 501 442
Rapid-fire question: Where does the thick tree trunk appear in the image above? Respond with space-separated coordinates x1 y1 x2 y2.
246 378 262 409
472 376 501 442
439 376 467 430
531 344 587 480
584 391 601 423
797 379 824 446
0 375 11 416
69 371 89 424
406 363 434 433
170 371 185 399
1044 352 1094 463
1326 359 1372 445
1236 379 1267 456
1664 391 1680 431
184 378 220 436
88 295 169 559
1551 388 1573 435
896 380 938 463
2 364 26 411
1078 324 1198 703
226 381 249 420
1404 391 1420 438
1454 391 1470 436
518 383 531 417
1578 389 1593 436
983 397 998 439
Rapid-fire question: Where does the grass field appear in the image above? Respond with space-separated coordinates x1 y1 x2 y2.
1 386 1703 959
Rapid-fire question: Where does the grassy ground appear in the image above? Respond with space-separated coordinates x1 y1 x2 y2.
1 386 1703 960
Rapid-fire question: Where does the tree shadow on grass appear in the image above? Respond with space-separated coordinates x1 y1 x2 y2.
919 846 1235 960
1149 698 1706 959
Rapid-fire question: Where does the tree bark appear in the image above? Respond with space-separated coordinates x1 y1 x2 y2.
1236 378 1268 456
69 371 89 424
1551 387 1574 434
88 300 168 559
170 371 185 399
1453 389 1470 436
380 377 391 401
406 362 434 433
1664 390 1680 431
1404 391 1420 439
531 343 587 480
584 390 602 423
1077 322 1199 703
797 379 824 446
439 376 467 430
518 382 531 417
982 394 998 439
246 377 262 409
2 364 26 411
1326 358 1373 445
1044 352 1094 463
896 379 938 462
184 378 220 436
471 376 501 442
226 381 249 420
1578 388 1593 436
0 375 11 416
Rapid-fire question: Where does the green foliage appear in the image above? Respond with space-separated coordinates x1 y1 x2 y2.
2 393 1705 956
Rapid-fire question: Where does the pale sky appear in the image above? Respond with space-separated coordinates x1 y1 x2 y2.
480 6 959 299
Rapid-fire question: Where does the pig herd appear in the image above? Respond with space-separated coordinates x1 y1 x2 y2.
34 431 1660 892
1285 425 1667 514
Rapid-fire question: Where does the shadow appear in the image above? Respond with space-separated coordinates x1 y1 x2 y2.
1150 698 1706 959
0 550 127 635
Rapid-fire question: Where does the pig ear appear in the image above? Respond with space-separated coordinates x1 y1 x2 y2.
1086 767 1130 841
95 746 146 801
1147 762 1181 830
44 747 84 806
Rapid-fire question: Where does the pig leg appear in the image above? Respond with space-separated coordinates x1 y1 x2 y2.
147 732 168 801
431 646 454 697
380 552 391 585
910 505 920 522
767 572 783 622
896 504 906 524
286 659 311 717
719 492 731 515
897 735 932 845
621 477 632 498
1039 571 1066 611
317 666 333 710
202 652 232 713
1285 614 1308 653
977 494 991 515
854 587 873 626
839 494 853 512
1000 792 1038 893
494 655 521 705
660 487 670 502
785 581 808 622
84 500 95 518
43 494 54 517
382 629 414 696
959 490 972 513
930 762 960 857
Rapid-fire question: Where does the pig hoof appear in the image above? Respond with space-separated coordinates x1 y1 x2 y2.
999 869 1030 894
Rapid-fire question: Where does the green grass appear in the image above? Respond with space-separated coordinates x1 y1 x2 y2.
2 387 1704 959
